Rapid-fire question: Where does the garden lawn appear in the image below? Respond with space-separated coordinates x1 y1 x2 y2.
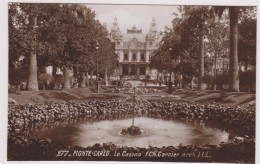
8 88 255 107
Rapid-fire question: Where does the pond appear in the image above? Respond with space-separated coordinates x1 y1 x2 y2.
30 117 229 148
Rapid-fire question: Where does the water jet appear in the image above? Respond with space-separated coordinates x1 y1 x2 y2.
121 82 142 136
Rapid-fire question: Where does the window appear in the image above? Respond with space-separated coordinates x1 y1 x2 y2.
140 65 146 75
117 41 120 45
122 65 129 75
124 54 128 60
131 65 137 75
141 54 145 61
132 54 136 61
148 54 152 61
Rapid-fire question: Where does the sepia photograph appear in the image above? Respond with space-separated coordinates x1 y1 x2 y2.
6 1 257 163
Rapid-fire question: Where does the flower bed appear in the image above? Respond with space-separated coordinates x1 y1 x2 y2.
8 100 255 162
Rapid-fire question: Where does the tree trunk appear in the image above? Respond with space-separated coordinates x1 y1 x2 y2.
86 71 89 87
63 67 71 89
80 72 86 88
245 61 248 71
190 77 194 89
52 65 57 76
72 66 78 87
198 26 205 90
90 70 94 86
182 75 188 89
157 71 160 81
104 68 108 86
161 71 164 84
174 72 178 87
213 54 217 91
229 7 240 92
168 72 173 92
27 16 39 91
73 66 78 77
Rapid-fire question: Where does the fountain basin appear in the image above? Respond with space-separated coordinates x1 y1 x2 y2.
30 117 229 148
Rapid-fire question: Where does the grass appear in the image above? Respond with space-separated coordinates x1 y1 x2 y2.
8 87 255 106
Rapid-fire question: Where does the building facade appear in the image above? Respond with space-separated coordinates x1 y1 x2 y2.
211 57 229 75
110 17 159 80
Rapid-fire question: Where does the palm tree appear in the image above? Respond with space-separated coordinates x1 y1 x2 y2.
184 6 214 90
214 6 240 92
173 6 214 90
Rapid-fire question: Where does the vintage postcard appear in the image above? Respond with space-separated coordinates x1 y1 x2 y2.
5 0 258 163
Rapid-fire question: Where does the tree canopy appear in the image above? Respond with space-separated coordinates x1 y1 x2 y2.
9 3 117 90
149 5 256 91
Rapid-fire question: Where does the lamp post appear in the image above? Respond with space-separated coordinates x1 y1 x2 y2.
213 54 217 91
96 40 99 93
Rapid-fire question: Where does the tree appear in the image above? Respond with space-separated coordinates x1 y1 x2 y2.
9 3 109 91
36 4 100 89
228 7 240 92
202 75 214 86
149 28 179 90
239 70 255 93
52 4 97 89
206 15 229 90
180 6 214 90
214 6 244 92
98 37 118 85
9 3 26 69
177 51 197 88
10 3 45 91
9 3 29 87
149 47 174 77
172 6 208 89
9 3 66 91
238 15 256 70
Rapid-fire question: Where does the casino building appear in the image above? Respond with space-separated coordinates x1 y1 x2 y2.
110 17 160 80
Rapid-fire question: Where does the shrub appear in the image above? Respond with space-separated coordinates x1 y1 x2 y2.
216 73 229 88
202 75 214 85
38 74 53 84
38 74 53 90
239 70 256 93
53 74 66 88
9 67 28 86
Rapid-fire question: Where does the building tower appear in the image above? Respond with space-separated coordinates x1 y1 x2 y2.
110 17 159 80
146 17 159 49
110 17 123 44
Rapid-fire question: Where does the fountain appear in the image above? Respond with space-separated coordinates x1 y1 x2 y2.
25 80 231 148
121 86 142 135
119 80 154 136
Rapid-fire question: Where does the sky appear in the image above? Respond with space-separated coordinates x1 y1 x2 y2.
87 4 179 34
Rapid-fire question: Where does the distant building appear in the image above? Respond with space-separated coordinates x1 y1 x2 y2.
45 66 64 75
110 17 159 80
208 56 255 76
211 57 230 75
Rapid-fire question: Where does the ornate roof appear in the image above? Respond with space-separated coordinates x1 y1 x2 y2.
110 17 159 43
122 33 146 43
111 17 120 32
127 25 142 34
149 17 157 33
